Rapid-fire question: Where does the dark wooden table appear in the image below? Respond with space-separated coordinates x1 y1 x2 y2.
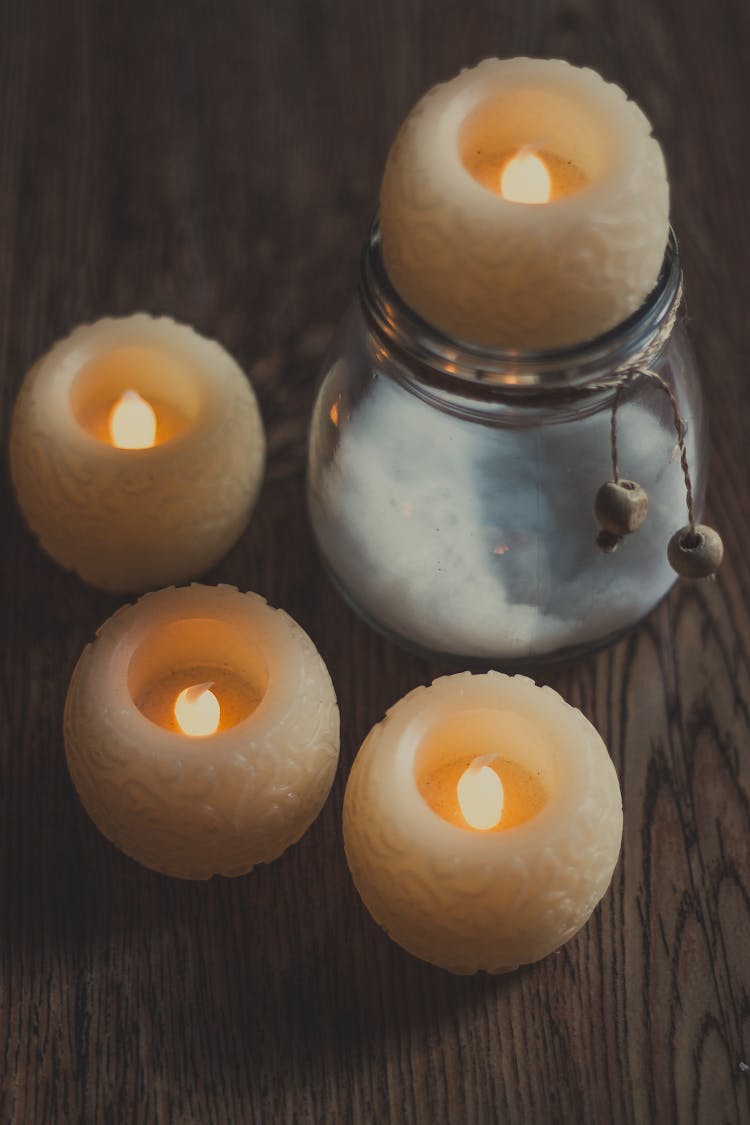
1 2 749 1122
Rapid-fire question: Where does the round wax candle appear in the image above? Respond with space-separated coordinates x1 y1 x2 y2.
64 584 340 879
379 57 669 349
10 315 265 592
343 671 622 974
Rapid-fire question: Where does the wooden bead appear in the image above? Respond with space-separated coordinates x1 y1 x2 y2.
667 524 724 578
594 480 649 535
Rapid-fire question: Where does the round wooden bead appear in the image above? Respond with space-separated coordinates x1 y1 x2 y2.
594 480 649 535
667 524 724 579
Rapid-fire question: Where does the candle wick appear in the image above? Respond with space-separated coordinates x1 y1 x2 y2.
517 140 548 158
183 681 215 703
470 752 499 772
609 363 697 534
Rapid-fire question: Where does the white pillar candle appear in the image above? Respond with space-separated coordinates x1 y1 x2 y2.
64 584 340 879
343 672 622 974
380 57 669 349
10 315 265 593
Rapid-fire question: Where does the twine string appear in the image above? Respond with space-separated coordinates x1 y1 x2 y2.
609 382 627 484
581 282 695 537
605 365 696 539
631 367 696 537
475 282 697 539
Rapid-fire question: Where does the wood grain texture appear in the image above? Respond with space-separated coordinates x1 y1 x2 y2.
1 1 749 1122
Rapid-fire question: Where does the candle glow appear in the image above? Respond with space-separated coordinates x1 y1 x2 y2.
174 682 221 737
378 57 670 349
64 585 340 879
500 150 551 204
457 759 504 829
343 671 624 973
109 389 157 449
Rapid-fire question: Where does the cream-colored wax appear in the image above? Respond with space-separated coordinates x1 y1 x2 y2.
379 57 669 349
10 316 266 593
64 584 340 879
343 672 622 974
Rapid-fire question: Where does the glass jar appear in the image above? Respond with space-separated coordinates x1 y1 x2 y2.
307 223 707 665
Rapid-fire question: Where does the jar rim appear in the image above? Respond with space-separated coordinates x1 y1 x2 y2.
360 219 681 396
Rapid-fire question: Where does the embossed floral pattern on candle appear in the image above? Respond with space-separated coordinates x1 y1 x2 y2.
380 58 669 349
344 672 622 974
65 585 340 879
10 316 265 593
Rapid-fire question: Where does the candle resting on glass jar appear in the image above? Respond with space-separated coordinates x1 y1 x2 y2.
343 672 623 974
307 58 705 664
64 584 340 879
10 315 265 593
380 57 669 349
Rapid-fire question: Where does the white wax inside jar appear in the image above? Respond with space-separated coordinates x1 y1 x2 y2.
64 585 340 879
379 57 669 349
10 316 266 593
310 361 700 660
343 671 623 974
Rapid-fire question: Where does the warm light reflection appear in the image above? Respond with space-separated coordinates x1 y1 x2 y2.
500 150 551 204
109 389 157 449
457 759 504 829
174 683 220 737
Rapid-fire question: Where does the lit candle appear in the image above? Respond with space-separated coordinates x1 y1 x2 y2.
498 149 552 204
64 584 340 879
343 671 622 974
379 57 669 349
174 683 221 736
109 389 157 449
9 316 266 593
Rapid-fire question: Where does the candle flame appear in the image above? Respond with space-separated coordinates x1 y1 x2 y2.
500 150 551 205
174 683 220 737
457 759 504 829
109 389 157 449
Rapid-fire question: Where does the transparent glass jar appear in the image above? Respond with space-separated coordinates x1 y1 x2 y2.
307 223 707 665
